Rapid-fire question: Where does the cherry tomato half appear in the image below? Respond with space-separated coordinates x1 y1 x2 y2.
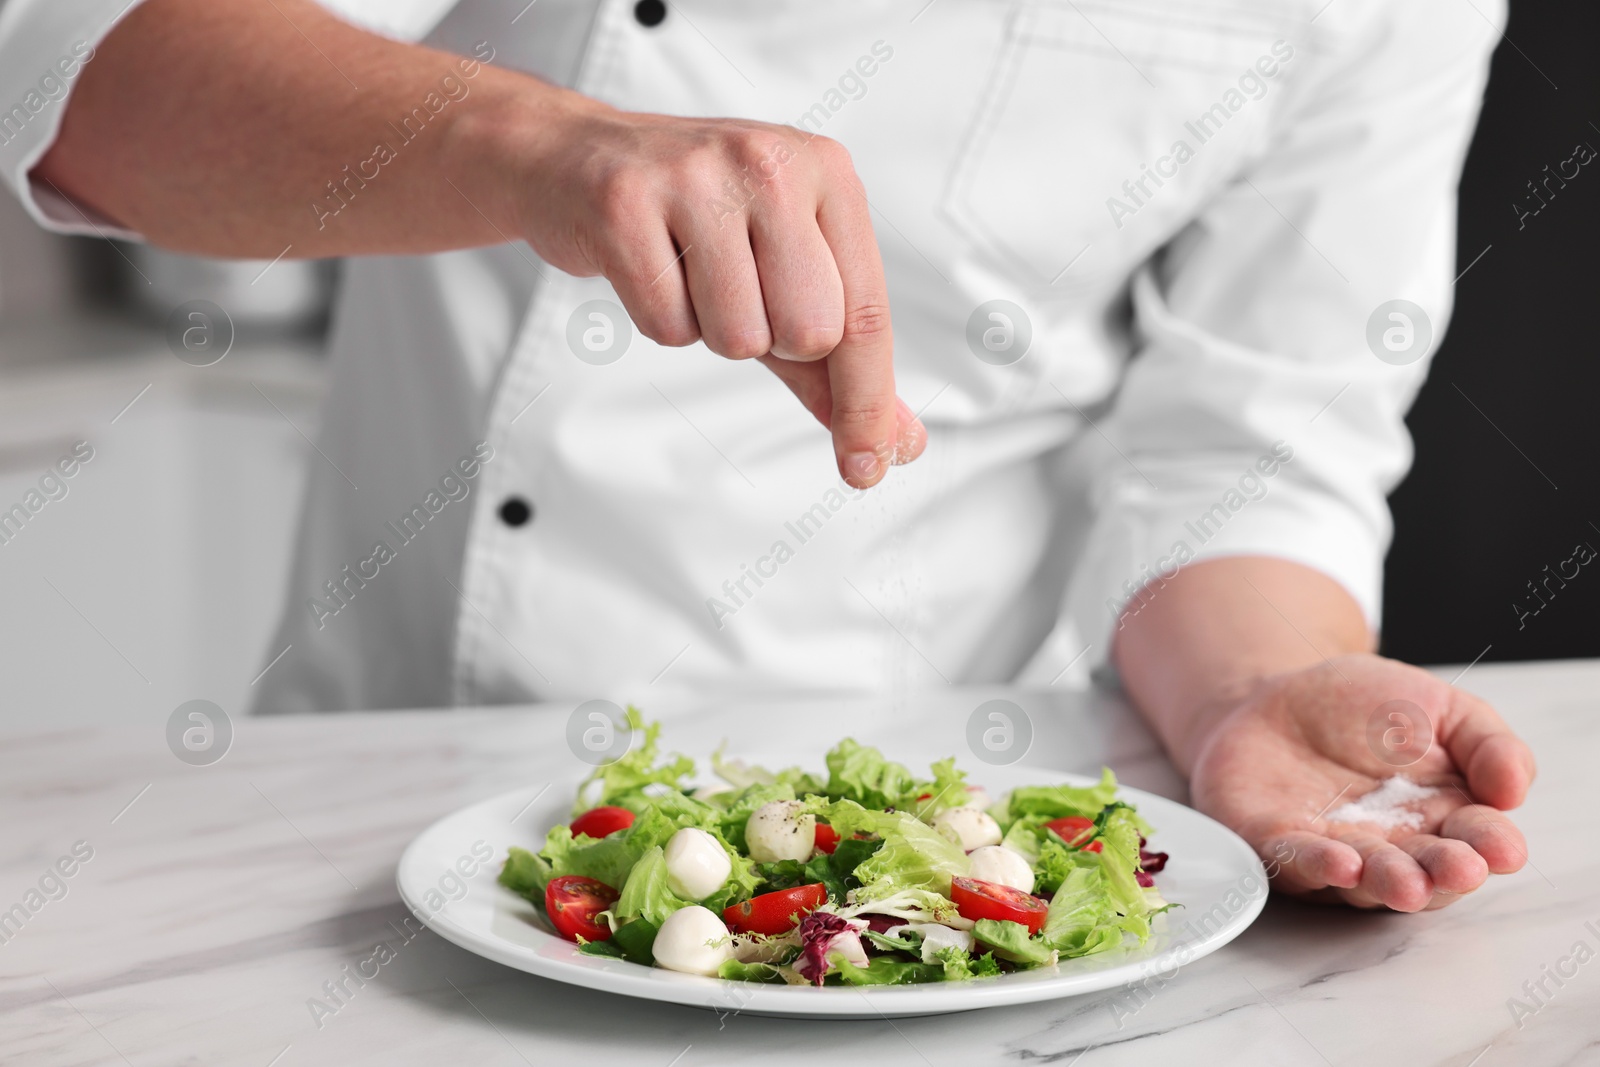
570 806 635 839
1045 815 1103 852
545 875 619 942
813 823 840 855
951 876 1049 936
722 883 828 935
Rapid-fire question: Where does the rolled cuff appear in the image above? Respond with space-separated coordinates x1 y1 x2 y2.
1060 462 1387 684
0 0 147 239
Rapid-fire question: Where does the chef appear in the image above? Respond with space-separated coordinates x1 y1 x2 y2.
0 0 1534 911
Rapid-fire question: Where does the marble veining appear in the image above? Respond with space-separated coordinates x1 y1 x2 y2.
1 662 1596 1066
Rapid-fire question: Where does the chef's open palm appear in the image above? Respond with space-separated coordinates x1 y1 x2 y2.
1188 654 1535 911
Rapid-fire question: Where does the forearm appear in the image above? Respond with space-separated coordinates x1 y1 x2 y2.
33 0 580 258
1111 556 1374 776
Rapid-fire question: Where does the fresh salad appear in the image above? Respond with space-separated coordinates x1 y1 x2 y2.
499 710 1171 986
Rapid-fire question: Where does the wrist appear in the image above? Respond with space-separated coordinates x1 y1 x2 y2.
1166 672 1270 776
438 71 613 244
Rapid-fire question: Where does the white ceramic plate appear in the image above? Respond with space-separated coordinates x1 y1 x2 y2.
398 763 1266 1018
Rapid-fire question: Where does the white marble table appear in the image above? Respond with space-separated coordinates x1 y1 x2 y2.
2 660 1595 1067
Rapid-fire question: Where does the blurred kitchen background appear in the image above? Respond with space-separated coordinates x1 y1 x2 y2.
0 2 1594 731
0 0 451 732
0 193 331 730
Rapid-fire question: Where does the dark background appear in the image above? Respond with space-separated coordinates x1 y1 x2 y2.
1382 1 1600 666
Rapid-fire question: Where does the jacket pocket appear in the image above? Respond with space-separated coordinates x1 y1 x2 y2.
940 0 1302 289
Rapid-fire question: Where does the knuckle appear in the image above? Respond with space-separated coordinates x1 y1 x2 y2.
639 314 699 349
731 128 774 165
808 134 851 168
842 302 892 341
591 166 650 228
709 330 772 361
774 322 842 361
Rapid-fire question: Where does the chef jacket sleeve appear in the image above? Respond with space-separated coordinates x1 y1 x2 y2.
1060 0 1504 678
0 0 148 238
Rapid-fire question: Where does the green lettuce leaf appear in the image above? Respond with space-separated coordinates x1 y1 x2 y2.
615 788 716 824
1040 864 1125 957
717 959 788 983
1092 802 1155 940
574 706 695 814
810 800 969 896
576 938 624 959
1034 835 1093 896
932 945 1003 980
711 745 827 795
1035 805 1162 957
524 790 759 914
819 740 971 816
972 918 1056 966
704 838 763 913
831 955 945 986
614 846 693 926
1001 768 1119 827
754 835 881 903
863 926 922 953
498 846 553 901
610 917 659 964
998 813 1052 864
532 803 678 891
823 739 919 810
910 757 971 818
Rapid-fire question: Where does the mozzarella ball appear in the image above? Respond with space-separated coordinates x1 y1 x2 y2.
745 800 815 863
907 923 975 963
663 827 731 901
653 906 736 976
930 806 1003 851
967 845 1035 893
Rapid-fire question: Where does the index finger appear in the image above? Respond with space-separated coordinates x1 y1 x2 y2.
815 162 903 489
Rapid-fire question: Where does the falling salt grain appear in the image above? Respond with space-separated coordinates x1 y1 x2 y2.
1322 775 1439 832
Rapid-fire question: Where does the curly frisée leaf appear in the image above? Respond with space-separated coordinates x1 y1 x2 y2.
837 888 973 929
910 757 971 818
717 959 788 983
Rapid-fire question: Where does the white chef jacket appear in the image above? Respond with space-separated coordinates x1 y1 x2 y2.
0 0 1501 713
